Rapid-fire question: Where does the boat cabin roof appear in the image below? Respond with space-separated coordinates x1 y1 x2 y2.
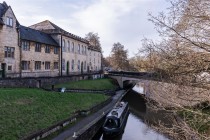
107 102 128 119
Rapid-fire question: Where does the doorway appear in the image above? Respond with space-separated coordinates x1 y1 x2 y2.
1 63 6 78
66 61 69 75
81 62 83 74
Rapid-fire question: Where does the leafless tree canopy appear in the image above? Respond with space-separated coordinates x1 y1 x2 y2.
85 32 102 52
137 0 210 139
109 42 130 71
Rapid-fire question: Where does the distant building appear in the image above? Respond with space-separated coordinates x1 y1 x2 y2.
0 1 102 78
87 45 101 72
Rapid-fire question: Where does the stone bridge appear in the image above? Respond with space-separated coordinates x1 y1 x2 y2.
107 71 152 88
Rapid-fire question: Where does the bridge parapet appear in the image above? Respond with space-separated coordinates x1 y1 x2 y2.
107 71 153 88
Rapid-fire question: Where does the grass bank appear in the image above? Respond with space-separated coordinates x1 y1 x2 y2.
178 105 210 138
0 88 108 140
54 78 118 90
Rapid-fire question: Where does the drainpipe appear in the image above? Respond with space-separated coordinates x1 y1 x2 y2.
60 34 63 76
17 26 22 78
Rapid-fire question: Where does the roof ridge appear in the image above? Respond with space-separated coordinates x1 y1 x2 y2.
21 25 50 35
2 1 8 8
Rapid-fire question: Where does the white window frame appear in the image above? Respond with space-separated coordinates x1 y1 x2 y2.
6 17 13 27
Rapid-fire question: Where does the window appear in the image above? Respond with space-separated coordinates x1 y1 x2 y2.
45 62 50 70
72 42 74 52
84 61 86 70
45 45 50 53
35 61 41 70
54 47 59 54
78 44 80 54
78 60 80 70
5 47 15 58
62 59 65 71
6 17 13 27
84 46 86 54
22 61 30 70
82 45 84 54
8 65 12 71
104 118 119 128
62 40 66 52
35 43 41 52
54 62 59 69
22 41 30 51
68 41 70 52
71 59 74 70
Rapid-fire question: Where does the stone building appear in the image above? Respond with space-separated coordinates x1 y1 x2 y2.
29 20 90 75
88 45 102 72
0 1 102 78
0 2 20 77
19 25 59 77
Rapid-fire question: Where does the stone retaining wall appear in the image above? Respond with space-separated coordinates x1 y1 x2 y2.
0 73 103 88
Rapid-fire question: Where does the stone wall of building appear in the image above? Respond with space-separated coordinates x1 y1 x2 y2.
62 35 89 75
88 49 102 72
0 7 20 77
21 41 59 77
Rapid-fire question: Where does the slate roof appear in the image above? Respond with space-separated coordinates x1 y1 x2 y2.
0 2 9 25
19 25 59 46
30 20 89 44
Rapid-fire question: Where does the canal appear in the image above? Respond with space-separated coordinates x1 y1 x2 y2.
92 82 171 140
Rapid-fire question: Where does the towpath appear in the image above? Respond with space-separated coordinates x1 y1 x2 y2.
52 90 126 140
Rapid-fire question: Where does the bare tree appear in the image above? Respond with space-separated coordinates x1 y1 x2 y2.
85 32 102 51
110 42 129 71
137 0 210 139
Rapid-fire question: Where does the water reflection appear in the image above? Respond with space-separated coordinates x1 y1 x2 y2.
122 113 168 140
132 82 145 94
93 83 170 140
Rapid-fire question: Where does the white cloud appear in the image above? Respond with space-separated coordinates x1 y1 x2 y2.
3 0 170 57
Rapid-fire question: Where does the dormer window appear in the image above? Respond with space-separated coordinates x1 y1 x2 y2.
6 17 13 27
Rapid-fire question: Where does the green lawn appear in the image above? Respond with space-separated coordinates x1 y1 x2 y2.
55 78 117 90
0 88 108 140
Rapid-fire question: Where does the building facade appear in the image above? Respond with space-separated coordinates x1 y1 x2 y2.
0 2 20 77
19 25 60 77
29 20 90 76
0 2 102 78
87 46 102 72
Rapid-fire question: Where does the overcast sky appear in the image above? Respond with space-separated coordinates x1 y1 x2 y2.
4 0 170 57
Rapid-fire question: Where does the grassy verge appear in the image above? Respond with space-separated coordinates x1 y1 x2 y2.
54 78 117 90
0 88 108 140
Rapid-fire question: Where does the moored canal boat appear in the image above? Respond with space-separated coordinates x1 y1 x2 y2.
102 101 129 137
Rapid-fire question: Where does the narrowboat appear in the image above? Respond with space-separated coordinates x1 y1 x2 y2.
103 102 129 137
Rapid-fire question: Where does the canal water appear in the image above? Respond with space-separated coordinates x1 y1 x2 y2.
92 82 171 140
